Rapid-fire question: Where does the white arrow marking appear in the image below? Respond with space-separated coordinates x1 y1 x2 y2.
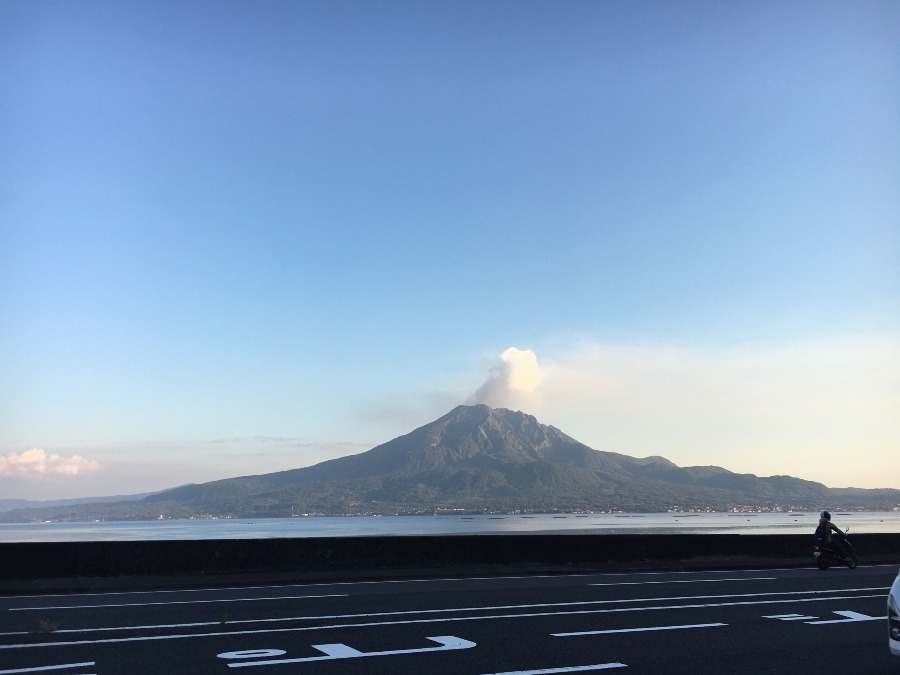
806 610 882 625
226 635 476 667
763 614 818 621
309 643 365 658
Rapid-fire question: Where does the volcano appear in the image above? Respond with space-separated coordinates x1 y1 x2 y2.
4 405 898 521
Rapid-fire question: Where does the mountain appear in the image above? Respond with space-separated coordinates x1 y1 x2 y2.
3 405 898 521
0 493 148 514
0 488 187 514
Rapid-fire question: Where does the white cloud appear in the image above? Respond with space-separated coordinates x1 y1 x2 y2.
0 449 101 478
468 347 545 414
534 335 900 488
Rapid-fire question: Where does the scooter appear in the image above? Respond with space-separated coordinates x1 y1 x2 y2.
813 528 857 570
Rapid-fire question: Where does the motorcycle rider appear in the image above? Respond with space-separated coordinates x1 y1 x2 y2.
814 510 847 557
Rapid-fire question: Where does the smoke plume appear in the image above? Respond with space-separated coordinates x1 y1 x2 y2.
468 347 544 413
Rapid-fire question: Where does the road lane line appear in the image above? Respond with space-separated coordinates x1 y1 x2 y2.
5 565 856 603
553 622 726 636
0 593 886 649
0 663 95 674
579 568 798 578
2 587 887 637
590 577 774 586
6 564 894 602
0 574 578 601
480 664 627 674
9 594 348 611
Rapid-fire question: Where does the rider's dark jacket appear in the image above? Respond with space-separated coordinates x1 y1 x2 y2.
814 517 843 544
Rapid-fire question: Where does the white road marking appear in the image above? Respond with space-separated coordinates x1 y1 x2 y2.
9 594 347 611
4 564 894 603
9 563 888 609
806 610 882 625
0 586 879 638
0 592 886 649
553 622 727 637
590 577 774 586
480 664 627 674
0 574 577 602
222 635 476 667
0 566 820 603
310 643 364 658
3 586 885 637
0 663 95 674
763 614 818 621
218 649 286 660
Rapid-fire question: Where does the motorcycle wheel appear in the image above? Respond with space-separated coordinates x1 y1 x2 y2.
817 557 830 570
847 557 857 569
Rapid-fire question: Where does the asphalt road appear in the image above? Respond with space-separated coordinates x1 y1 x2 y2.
1 564 897 674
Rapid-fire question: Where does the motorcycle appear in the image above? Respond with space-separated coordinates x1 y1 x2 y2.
813 528 857 570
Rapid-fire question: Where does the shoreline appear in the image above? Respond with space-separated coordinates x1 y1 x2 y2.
2 511 898 543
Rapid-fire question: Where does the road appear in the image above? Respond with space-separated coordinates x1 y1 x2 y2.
1 564 897 674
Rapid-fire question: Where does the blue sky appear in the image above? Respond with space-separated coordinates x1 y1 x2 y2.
1 1 898 500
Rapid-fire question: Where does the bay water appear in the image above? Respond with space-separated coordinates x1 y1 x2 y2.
2 511 898 542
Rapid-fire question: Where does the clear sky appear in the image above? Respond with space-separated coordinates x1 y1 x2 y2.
1 1 898 501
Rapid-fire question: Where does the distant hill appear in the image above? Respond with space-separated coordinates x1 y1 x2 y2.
3 405 898 522
0 491 164 514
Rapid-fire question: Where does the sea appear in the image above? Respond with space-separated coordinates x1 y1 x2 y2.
2 511 899 543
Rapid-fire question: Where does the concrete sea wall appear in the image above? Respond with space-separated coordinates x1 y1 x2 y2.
2 533 899 586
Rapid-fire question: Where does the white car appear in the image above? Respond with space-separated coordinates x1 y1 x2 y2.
890 568 900 656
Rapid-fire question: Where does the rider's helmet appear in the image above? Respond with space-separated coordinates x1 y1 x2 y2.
821 510 831 521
